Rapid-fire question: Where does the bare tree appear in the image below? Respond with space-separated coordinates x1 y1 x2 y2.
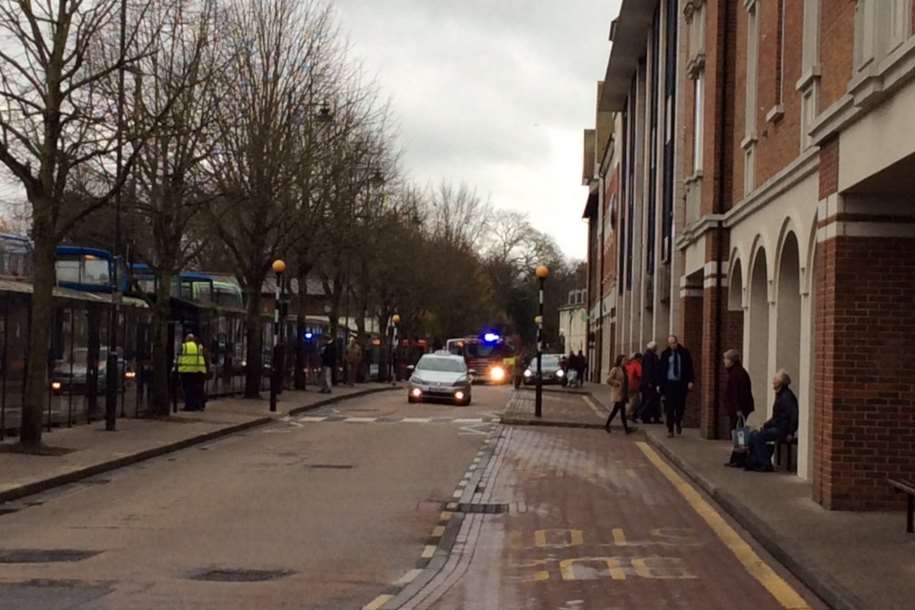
206 0 340 398
125 0 223 415
0 0 179 447
426 181 491 253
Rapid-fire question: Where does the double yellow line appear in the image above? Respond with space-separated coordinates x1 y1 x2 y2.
637 442 812 610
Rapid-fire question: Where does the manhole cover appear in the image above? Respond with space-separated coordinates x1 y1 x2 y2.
189 568 293 582
308 464 354 469
0 549 101 563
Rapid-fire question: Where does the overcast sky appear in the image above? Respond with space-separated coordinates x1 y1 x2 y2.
333 0 621 260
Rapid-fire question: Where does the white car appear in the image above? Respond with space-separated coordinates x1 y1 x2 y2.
407 354 472 406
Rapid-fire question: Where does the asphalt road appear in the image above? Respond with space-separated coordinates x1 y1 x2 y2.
0 385 507 610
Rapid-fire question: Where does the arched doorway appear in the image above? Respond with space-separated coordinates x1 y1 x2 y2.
747 248 769 423
777 234 801 396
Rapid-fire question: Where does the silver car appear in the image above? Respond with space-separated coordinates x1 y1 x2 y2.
408 354 472 406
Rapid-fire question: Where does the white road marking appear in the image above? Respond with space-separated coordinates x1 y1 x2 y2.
431 525 446 537
422 545 437 559
363 594 394 610
453 418 483 424
402 417 432 423
344 417 377 423
452 489 463 498
298 416 328 423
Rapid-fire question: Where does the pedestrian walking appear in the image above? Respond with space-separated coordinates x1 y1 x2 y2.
723 349 754 430
319 335 336 394
176 333 207 411
605 354 632 434
640 341 662 423
659 335 695 438
345 337 362 387
576 350 587 387
745 369 799 472
625 352 643 421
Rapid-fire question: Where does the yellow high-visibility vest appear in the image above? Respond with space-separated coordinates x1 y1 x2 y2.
177 341 207 373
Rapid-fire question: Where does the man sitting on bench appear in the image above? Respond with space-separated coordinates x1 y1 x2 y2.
746 369 799 472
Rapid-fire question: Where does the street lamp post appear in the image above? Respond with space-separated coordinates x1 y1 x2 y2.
270 259 286 412
534 265 550 418
389 314 400 385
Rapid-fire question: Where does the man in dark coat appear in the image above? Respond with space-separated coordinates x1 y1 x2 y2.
639 341 662 423
746 369 799 472
723 349 754 430
659 335 695 437
319 336 337 394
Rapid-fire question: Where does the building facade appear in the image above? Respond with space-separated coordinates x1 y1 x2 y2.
583 0 915 511
559 288 589 356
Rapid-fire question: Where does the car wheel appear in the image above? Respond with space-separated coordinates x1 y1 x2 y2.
408 395 416 404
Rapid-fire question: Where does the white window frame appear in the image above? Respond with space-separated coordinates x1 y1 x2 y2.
743 0 759 194
693 72 704 174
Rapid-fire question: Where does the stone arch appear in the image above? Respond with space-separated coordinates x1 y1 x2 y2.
776 231 802 406
728 256 744 311
747 245 770 422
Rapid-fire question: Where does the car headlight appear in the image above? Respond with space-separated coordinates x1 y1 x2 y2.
523 369 532 378
556 369 565 378
490 366 506 381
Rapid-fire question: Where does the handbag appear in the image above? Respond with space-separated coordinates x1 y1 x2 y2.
732 414 751 452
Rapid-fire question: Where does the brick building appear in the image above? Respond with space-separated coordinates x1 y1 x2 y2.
582 0 915 511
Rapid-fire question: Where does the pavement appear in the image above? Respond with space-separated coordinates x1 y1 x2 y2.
0 385 506 610
0 383 396 505
501 386 606 428
500 386 915 610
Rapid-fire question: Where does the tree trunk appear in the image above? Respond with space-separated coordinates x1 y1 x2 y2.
243 276 264 398
20 232 56 448
150 268 173 416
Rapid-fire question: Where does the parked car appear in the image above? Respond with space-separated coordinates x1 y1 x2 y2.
522 353 567 385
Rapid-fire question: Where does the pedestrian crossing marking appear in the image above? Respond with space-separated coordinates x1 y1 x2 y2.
291 414 498 426
637 442 812 609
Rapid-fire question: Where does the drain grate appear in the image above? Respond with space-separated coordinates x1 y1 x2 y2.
454 502 509 514
0 549 101 563
307 464 354 469
189 568 293 582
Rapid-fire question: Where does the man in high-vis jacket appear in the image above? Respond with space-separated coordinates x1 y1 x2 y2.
177 333 208 411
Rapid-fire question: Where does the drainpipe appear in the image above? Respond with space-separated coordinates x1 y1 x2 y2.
711 0 732 440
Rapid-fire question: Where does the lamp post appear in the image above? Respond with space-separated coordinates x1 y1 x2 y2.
270 259 286 412
535 265 550 418
389 314 400 385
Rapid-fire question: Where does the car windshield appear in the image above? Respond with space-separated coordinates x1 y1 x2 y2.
416 357 466 373
541 355 561 367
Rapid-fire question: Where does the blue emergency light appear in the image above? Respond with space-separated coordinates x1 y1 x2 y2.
482 332 501 343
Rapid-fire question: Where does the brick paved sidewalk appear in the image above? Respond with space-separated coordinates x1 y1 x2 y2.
0 384 395 504
402 426 826 610
500 388 608 428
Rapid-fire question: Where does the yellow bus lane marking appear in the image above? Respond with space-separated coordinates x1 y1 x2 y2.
362 594 393 610
636 441 812 610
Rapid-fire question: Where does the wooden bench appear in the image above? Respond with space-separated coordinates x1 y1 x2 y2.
888 478 915 534
773 434 798 472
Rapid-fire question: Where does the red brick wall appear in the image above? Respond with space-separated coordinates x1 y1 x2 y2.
819 0 856 112
755 0 804 186
814 234 915 510
819 136 839 198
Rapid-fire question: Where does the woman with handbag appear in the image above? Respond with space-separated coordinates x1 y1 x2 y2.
723 349 754 466
605 354 632 434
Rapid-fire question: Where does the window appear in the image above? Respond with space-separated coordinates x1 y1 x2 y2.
693 73 704 173
743 0 760 194
662 0 678 262
775 0 786 107
799 0 821 150
647 7 660 276
55 256 111 287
